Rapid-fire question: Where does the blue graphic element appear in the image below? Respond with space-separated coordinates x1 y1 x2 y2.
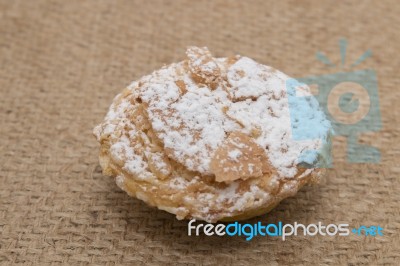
352 226 383 236
316 51 336 67
351 49 372 68
339 38 347 66
286 69 381 166
316 38 372 68
339 92 359 113
286 78 333 168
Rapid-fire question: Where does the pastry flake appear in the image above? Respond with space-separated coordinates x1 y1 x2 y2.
210 131 273 183
93 46 331 222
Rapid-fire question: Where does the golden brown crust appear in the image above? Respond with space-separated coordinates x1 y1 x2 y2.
210 131 274 183
93 47 331 222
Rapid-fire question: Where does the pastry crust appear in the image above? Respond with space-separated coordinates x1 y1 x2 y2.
93 47 330 223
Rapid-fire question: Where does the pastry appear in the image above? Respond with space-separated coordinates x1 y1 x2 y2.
93 47 331 223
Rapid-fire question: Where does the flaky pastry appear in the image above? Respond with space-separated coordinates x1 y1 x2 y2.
93 47 331 222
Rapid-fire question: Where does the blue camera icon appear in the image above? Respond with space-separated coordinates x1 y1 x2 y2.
286 69 381 167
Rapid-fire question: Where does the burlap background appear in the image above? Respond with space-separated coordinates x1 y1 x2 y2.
1 0 399 265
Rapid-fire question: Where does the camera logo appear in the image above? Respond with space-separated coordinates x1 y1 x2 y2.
286 38 381 167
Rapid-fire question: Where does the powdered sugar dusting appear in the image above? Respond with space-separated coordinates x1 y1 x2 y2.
136 54 330 178
94 46 331 222
228 149 242 162
110 135 152 180
227 57 286 100
139 65 240 174
226 92 324 177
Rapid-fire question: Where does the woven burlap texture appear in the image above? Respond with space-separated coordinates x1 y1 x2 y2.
0 0 399 265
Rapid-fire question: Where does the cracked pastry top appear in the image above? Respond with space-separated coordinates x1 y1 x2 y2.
93 46 331 223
